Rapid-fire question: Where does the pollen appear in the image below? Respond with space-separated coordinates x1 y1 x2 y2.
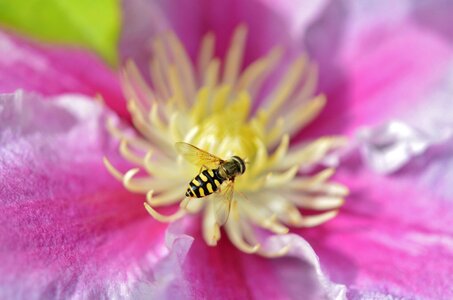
104 25 348 256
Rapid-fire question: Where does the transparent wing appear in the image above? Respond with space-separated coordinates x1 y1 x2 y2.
212 180 235 226
175 142 224 169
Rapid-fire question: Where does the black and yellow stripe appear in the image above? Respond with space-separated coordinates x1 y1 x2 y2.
185 169 224 198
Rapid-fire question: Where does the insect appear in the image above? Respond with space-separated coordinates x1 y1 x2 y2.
175 142 246 225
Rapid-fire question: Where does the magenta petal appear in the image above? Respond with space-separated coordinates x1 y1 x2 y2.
158 220 345 300
120 0 328 70
357 120 452 174
130 221 195 299
412 0 453 45
0 30 127 119
120 0 170 78
0 91 187 298
302 1 453 139
301 154 453 299
259 234 346 299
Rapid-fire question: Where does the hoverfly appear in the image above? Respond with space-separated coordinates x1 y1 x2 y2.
175 142 246 225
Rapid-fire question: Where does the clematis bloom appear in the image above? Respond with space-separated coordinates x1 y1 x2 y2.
104 25 348 256
1 1 453 299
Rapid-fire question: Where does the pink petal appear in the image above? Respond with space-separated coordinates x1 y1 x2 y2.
0 30 127 119
0 91 186 298
357 120 453 174
412 0 453 44
291 2 453 297
120 0 328 69
158 218 346 300
301 1 453 139
300 151 453 299
120 0 169 78
356 55 453 173
130 220 195 299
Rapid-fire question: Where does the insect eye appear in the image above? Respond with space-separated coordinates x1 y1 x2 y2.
239 157 246 174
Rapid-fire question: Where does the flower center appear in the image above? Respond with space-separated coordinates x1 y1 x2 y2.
104 25 348 256
188 87 257 159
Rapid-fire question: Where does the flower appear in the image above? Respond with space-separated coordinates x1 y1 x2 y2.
1 1 453 299
103 25 348 256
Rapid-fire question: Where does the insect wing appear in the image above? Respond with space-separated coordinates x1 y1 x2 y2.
212 180 235 226
175 142 223 169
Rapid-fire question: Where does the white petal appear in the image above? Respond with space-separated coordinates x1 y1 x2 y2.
357 120 452 174
260 234 346 300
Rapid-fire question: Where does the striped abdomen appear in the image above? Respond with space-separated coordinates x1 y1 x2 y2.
186 169 225 198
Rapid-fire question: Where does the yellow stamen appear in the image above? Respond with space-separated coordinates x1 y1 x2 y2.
203 59 220 88
237 46 282 93
298 210 339 228
144 191 186 222
262 55 307 119
167 32 197 102
242 202 289 234
278 137 347 170
225 219 260 254
297 62 319 101
123 168 147 193
203 201 221 246
119 139 143 165
283 94 326 136
106 117 151 150
149 56 170 99
149 103 167 131
124 60 156 105
292 196 345 210
264 165 299 188
147 188 186 206
184 197 204 213
168 65 188 109
103 157 124 181
105 25 348 256
197 32 215 80
223 24 247 85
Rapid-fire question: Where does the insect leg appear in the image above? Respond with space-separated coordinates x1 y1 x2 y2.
198 165 209 173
